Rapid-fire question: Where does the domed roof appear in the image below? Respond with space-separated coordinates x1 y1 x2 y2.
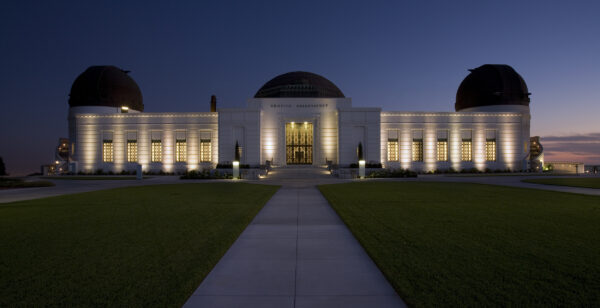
255 71 345 98
69 65 144 111
455 64 530 111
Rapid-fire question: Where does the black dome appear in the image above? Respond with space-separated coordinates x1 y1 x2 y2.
69 65 144 111
255 71 345 98
455 64 530 111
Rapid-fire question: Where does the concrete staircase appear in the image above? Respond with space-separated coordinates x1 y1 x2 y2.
266 167 332 180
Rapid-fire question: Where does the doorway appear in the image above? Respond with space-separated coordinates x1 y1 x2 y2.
286 122 313 165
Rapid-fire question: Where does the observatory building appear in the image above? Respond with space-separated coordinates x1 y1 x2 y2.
64 65 532 174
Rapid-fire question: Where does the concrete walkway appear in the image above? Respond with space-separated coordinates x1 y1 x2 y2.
414 174 600 196
0 176 187 204
184 168 406 308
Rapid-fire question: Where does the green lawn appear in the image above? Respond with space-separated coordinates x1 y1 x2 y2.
0 177 54 188
319 182 600 307
523 177 600 189
41 176 151 180
0 183 279 307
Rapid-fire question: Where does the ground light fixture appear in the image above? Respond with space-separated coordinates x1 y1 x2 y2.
359 160 365 179
232 161 240 179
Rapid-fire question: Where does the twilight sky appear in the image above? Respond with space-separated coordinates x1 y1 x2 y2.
1 1 599 174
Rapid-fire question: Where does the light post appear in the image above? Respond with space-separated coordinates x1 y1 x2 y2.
232 161 240 179
233 140 240 179
357 142 365 179
359 159 365 179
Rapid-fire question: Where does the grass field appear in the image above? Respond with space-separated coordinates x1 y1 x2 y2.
0 177 54 189
523 177 600 189
41 176 151 180
319 182 600 307
0 183 279 307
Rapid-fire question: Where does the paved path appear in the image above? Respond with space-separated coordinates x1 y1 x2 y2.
414 174 600 196
184 168 406 308
0 176 186 204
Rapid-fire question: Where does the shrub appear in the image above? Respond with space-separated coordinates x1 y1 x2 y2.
367 168 417 178
180 169 232 180
0 178 55 188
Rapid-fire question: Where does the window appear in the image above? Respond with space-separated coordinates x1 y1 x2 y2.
127 131 137 162
437 130 448 162
486 140 496 161
486 130 496 162
151 140 162 162
412 130 423 162
437 141 448 161
461 141 472 161
461 130 472 161
151 131 162 163
200 139 211 162
127 140 137 162
102 140 113 162
387 139 399 161
176 139 186 162
102 131 113 162
412 140 423 161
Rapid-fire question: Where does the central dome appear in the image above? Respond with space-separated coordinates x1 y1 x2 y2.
255 71 345 98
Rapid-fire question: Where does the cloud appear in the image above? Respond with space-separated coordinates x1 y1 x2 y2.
540 133 600 165
541 133 600 142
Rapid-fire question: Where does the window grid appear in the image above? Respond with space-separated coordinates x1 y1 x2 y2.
486 139 496 162
151 140 162 162
127 140 137 162
102 141 113 162
437 140 448 161
461 140 472 161
176 140 186 162
200 139 211 162
387 139 399 161
412 140 423 162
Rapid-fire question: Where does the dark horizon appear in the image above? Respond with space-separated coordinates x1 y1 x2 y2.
1 1 599 175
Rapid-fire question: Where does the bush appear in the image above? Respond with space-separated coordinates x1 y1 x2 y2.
0 178 55 188
180 169 232 180
348 162 383 168
216 163 250 169
367 168 417 178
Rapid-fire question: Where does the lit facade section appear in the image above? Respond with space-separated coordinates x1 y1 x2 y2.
69 97 528 173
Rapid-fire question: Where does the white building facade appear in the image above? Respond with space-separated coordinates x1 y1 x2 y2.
67 66 532 173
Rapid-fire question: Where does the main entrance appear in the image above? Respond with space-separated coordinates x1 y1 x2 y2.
285 122 313 164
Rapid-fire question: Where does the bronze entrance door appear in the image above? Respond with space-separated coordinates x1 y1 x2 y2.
286 122 313 165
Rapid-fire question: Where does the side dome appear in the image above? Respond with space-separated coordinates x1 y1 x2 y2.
69 65 144 111
255 71 345 98
455 64 530 111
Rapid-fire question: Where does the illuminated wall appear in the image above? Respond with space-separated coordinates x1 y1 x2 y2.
252 97 348 166
381 110 529 172
70 112 218 173
337 107 381 165
69 100 529 173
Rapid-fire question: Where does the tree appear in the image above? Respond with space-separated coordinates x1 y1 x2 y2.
0 156 6 176
234 141 240 161
357 142 364 161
